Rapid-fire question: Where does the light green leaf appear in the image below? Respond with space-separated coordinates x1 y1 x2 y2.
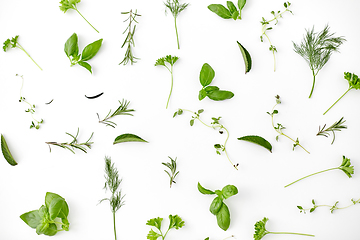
64 33 78 57
168 214 185 230
200 63 215 87
49 197 65 220
238 0 246 10
226 1 237 14
221 185 238 199
20 210 41 229
147 229 161 240
231 10 239 20
78 61 92 73
81 38 103 61
1 134 17 166
113 133 148 144
237 41 252 73
238 135 272 152
208 4 232 19
198 182 215 195
199 88 207 100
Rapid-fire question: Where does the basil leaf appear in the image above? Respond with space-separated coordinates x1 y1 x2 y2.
64 33 78 57
198 182 215 195
1 134 17 166
199 88 207 100
238 0 246 10
216 203 230 231
49 197 65 220
43 223 58 236
210 197 223 215
200 63 215 87
81 38 103 61
226 1 237 14
20 210 41 229
208 4 232 19
38 205 49 219
232 10 239 20
237 41 252 73
45 192 64 209
36 221 49 235
204 86 220 94
222 185 238 199
78 61 92 74
207 90 234 101
113 133 148 144
238 135 272 152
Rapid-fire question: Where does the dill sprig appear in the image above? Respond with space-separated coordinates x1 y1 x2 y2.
317 117 347 144
97 99 135 128
45 128 94 154
162 156 179 188
293 24 346 98
100 156 125 240
164 0 189 49
119 9 141 65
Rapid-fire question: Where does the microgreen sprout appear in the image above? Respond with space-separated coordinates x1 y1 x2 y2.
316 117 347 144
97 99 135 128
267 95 309 153
298 198 360 214
285 156 354 188
260 2 293 71
162 156 179 188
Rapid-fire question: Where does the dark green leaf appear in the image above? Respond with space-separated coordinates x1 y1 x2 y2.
204 86 220 94
210 197 223 215
78 61 92 73
297 206 303 210
64 33 78 57
208 4 232 19
200 63 215 87
237 135 272 152
190 119 194 126
1 134 17 166
207 90 234 101
226 1 237 14
81 38 103 61
222 185 238 199
199 88 207 100
310 207 315 213
237 41 252 73
113 133 148 144
238 0 246 10
20 210 41 229
198 182 215 195
216 203 230 231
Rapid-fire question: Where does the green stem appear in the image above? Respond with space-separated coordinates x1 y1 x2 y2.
308 71 316 98
166 65 174 109
262 33 276 72
323 87 352 115
16 44 42 70
269 231 315 237
113 211 117 240
284 167 338 188
223 126 238 170
74 8 99 33
174 17 180 49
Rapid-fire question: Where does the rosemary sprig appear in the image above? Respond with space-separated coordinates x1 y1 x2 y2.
99 156 125 240
45 128 94 154
119 9 141 65
164 0 189 49
293 25 346 98
317 117 347 144
162 156 179 188
97 99 135 128
298 198 360 214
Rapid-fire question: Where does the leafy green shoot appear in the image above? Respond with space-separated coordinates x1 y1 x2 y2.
298 198 360 214
119 10 141 65
146 214 184 240
162 156 179 188
285 156 354 188
267 95 309 153
174 109 238 170
260 2 292 71
155 55 179 109
293 25 346 98
164 0 189 49
45 128 93 154
99 156 125 240
97 99 135 128
316 117 347 144
3 36 42 70
323 72 360 114
59 0 99 33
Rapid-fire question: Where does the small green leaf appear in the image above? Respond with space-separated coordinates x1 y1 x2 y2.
48 197 65 220
297 206 303 210
199 88 207 101
168 214 185 230
190 119 195 126
146 217 163 230
198 182 215 195
78 61 92 73
204 86 220 94
231 10 239 20
226 1 237 14
20 210 41 229
113 133 148 144
207 90 234 101
237 41 252 73
238 0 246 10
64 33 78 57
1 134 17 166
81 38 103 61
210 197 223 215
200 63 215 87
237 135 272 152
208 4 232 19
147 229 161 240
216 203 230 231
221 185 238 199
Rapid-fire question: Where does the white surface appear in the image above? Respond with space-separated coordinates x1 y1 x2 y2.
1 0 360 239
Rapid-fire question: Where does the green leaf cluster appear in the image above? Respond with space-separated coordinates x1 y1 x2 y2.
98 99 135 128
199 63 234 101
146 215 184 240
198 182 238 231
317 117 347 144
164 0 188 49
20 192 70 236
64 33 103 74
1 134 17 166
162 156 179 188
208 0 247 20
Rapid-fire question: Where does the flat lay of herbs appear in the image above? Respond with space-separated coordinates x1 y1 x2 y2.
1 0 359 239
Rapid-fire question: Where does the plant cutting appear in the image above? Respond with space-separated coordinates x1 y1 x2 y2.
146 214 184 240
162 156 179 188
316 117 347 144
298 198 360 214
97 99 135 128
208 0 247 20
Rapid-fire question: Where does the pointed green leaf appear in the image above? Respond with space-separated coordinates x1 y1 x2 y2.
237 41 252 73
1 134 17 166
197 182 215 195
199 89 207 100
49 197 65 220
208 4 232 19
207 90 234 101
204 86 220 94
200 63 215 87
226 1 237 14
210 197 223 215
81 38 103 61
20 210 41 229
216 203 230 231
238 0 246 10
231 10 239 20
221 185 238 199
64 33 78 57
237 135 272 152
146 217 163 230
113 133 148 144
78 61 92 73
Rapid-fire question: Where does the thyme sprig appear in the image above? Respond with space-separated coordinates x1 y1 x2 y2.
162 156 179 188
97 99 135 128
119 10 141 65
298 198 360 214
317 117 347 144
45 128 94 154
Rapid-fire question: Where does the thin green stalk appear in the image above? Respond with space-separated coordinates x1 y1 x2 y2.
74 8 99 33
323 87 352 115
166 65 174 109
285 167 338 188
174 18 180 49
17 43 42 70
309 71 316 98
269 231 315 237
113 211 117 240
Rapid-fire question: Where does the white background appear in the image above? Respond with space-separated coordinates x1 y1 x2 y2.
1 0 360 239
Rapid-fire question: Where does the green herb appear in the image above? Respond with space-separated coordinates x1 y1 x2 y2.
204 236 235 240
119 9 141 65
260 2 293 72
164 0 189 49
198 63 234 101
59 0 99 33
20 192 70 236
198 182 237 231
298 198 360 214
99 156 125 240
64 33 103 74
97 99 135 128
146 214 184 240
162 156 179 188
285 156 354 188
174 108 238 170
267 95 309 153
1 134 17 166
113 133 148 144
155 55 179 109
3 35 42 70
237 135 272 152
208 0 246 20
293 25 346 98
254 217 314 240
45 128 94 154
17 74 44 129
316 117 347 144
237 41 252 73
323 72 360 114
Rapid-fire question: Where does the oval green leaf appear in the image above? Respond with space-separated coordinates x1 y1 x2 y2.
49 197 65 220
64 33 78 57
237 135 272 152
208 4 232 19
199 88 207 101
210 196 223 215
197 182 215 195
81 38 103 61
78 61 92 74
204 86 220 94
113 133 148 144
207 90 234 101
1 134 17 166
226 1 237 14
200 63 215 87
232 10 239 20
20 210 41 229
222 185 238 199
237 41 252 74
216 203 230 231
238 0 246 10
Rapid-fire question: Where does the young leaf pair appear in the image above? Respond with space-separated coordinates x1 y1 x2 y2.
20 192 70 236
208 0 246 20
64 33 103 74
198 182 238 231
146 215 184 240
199 63 234 101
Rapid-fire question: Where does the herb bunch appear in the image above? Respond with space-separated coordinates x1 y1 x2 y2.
293 25 346 98
162 156 179 188
316 117 347 144
146 214 184 240
97 99 135 128
298 198 360 214
208 0 247 20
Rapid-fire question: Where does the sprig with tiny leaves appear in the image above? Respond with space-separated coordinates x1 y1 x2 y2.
267 95 309 153
298 198 360 214
146 215 184 240
316 117 347 144
260 2 292 72
45 128 93 154
162 156 179 188
174 109 238 170
97 99 135 128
